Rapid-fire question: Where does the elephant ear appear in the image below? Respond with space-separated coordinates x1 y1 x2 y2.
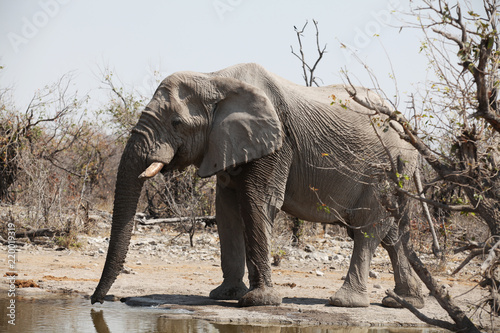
198 77 283 178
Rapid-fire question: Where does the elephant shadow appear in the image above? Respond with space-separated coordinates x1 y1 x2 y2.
282 297 331 306
120 294 337 308
120 293 240 308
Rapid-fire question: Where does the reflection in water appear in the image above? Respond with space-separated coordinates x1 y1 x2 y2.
91 309 111 333
0 296 445 333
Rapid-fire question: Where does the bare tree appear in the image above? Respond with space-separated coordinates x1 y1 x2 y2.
340 0 500 331
0 74 83 202
291 19 327 87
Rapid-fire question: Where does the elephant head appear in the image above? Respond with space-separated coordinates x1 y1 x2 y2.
90 69 283 304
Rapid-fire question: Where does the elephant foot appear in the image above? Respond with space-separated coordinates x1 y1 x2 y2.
209 280 249 300
382 294 425 309
238 286 282 307
329 287 369 307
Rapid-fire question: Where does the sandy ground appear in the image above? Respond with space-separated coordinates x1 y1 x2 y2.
2 226 500 331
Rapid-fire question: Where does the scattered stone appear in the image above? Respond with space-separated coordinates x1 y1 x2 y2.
304 244 316 253
441 284 451 292
315 270 324 276
330 254 343 261
122 267 135 274
136 261 142 265
98 248 105 254
369 270 380 279
373 284 382 289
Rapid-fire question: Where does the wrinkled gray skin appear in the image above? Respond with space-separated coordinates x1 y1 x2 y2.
91 63 424 308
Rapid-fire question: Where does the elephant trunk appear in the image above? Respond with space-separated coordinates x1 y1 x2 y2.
91 135 170 304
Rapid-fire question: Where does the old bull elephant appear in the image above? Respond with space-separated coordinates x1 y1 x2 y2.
91 63 423 309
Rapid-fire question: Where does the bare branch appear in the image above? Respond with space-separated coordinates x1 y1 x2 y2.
385 290 458 331
290 19 326 87
452 248 485 275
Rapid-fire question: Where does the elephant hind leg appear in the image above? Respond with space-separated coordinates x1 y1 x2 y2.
330 226 382 307
381 224 424 309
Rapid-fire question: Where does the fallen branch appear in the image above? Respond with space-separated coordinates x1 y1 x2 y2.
15 228 59 239
404 244 482 332
385 290 457 331
481 238 500 275
452 239 500 275
454 241 484 254
452 249 485 275
135 215 216 225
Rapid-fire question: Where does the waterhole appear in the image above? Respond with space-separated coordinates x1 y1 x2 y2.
0 295 446 332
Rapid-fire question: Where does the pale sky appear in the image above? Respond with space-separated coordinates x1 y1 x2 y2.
1 0 429 112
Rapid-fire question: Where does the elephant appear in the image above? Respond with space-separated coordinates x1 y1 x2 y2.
91 63 424 309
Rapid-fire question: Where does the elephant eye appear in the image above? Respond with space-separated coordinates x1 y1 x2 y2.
171 118 182 129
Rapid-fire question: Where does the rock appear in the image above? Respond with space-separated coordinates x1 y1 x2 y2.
319 253 329 261
98 248 105 254
441 284 451 292
315 270 324 276
340 242 353 249
369 270 380 279
122 266 134 274
97 222 109 230
305 252 329 262
373 284 382 289
136 261 142 265
330 254 343 261
304 244 316 253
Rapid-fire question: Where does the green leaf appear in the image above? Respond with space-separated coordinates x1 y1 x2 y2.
487 36 494 50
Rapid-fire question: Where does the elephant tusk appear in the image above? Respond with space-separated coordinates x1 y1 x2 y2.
138 162 164 179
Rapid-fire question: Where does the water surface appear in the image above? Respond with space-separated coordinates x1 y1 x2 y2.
0 296 447 332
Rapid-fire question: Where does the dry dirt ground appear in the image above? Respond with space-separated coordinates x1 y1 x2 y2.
2 224 500 331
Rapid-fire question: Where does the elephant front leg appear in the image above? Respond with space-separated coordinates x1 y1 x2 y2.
330 228 381 307
209 183 248 300
238 195 281 307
